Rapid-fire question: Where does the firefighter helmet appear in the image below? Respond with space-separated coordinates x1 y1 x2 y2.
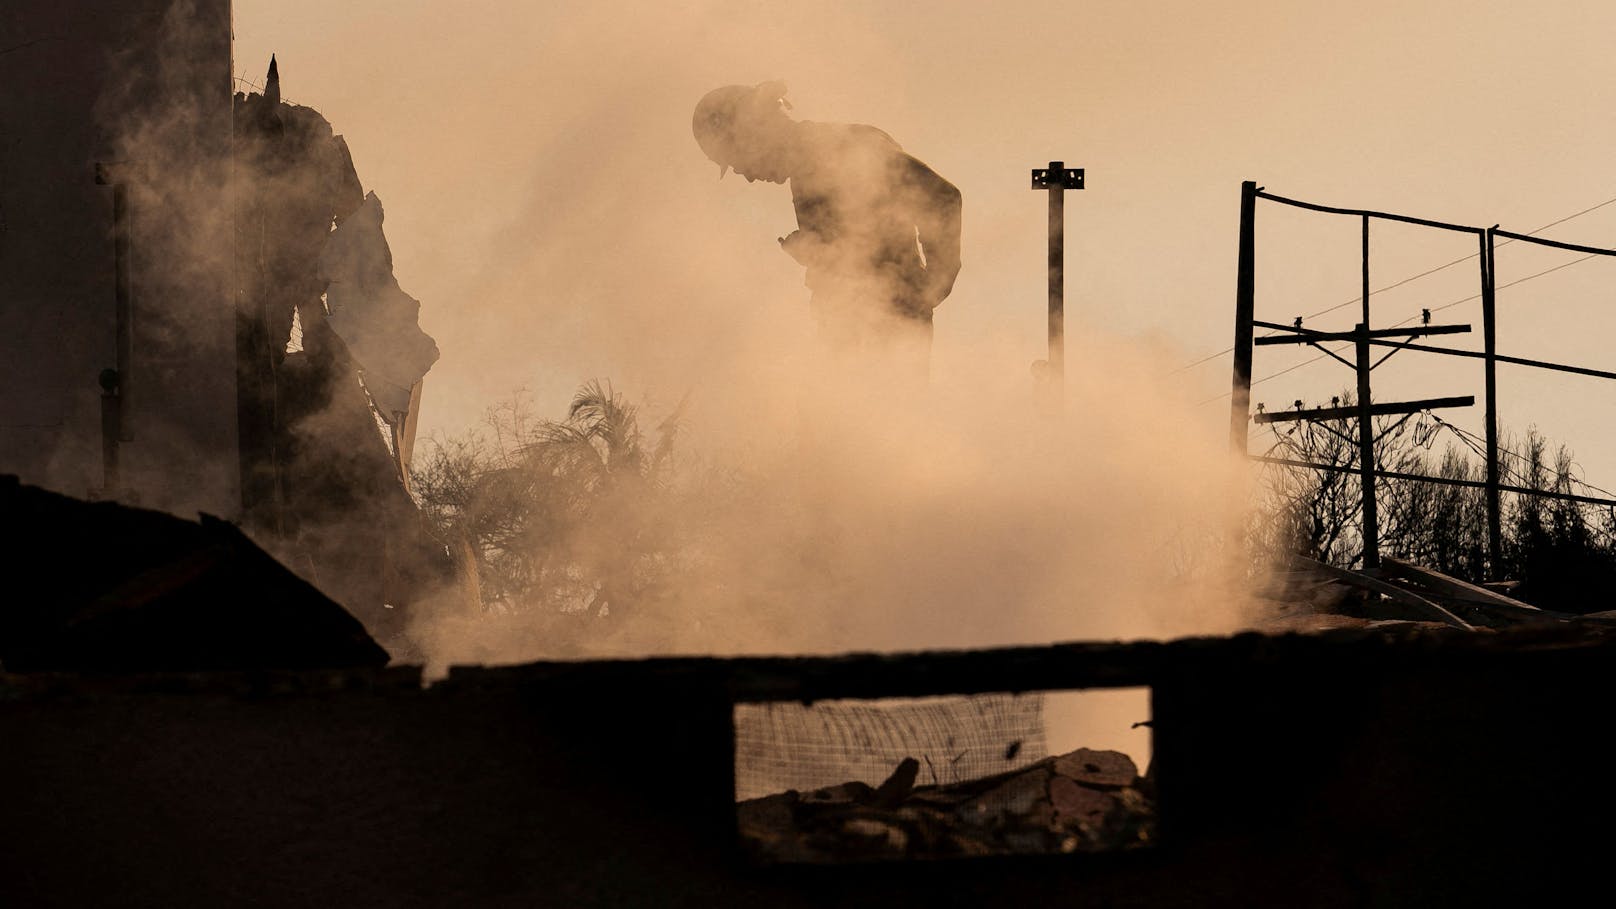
692 81 789 176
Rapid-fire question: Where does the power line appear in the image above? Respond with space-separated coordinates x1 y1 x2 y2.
1176 192 1616 375
1198 246 1613 407
1255 408 1616 509
1516 194 1616 236
1425 412 1616 500
1414 253 1600 321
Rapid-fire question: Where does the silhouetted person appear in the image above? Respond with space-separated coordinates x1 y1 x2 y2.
693 82 962 370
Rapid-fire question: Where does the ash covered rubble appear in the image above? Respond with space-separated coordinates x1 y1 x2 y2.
738 747 1154 863
1252 553 1616 634
232 57 449 644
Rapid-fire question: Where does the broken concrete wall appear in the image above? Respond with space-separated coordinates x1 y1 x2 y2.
0 1 238 518
4 629 1616 906
2 4 440 640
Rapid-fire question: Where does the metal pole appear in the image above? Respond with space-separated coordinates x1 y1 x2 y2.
1031 162 1082 401
1048 170 1064 389
98 369 120 492
1481 228 1503 576
1229 181 1257 454
111 181 132 442
94 163 132 494
1361 215 1371 325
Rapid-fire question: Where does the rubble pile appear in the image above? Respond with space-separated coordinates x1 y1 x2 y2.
1254 554 1616 633
737 747 1153 863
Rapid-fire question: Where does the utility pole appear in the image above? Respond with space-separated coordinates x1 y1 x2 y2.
1031 162 1083 395
1238 184 1616 577
1353 323 1381 569
1253 320 1474 571
1234 185 1477 572
1230 181 1257 454
1480 227 1503 575
1355 216 1378 569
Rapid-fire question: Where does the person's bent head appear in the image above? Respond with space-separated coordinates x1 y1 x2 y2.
693 81 797 183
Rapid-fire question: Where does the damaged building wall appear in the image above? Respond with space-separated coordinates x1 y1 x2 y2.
4 628 1616 906
232 60 448 640
2 1 447 641
0 1 238 519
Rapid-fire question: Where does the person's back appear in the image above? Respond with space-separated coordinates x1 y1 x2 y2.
786 122 959 326
694 83 961 367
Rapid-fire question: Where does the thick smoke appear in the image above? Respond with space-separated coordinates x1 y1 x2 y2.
406 324 1255 670
218 5 1266 671
401 90 1255 668
84 2 447 638
79 0 239 517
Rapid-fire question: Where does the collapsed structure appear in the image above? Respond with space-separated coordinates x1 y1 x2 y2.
9 5 1616 906
4 626 1616 905
2 0 448 643
232 58 449 639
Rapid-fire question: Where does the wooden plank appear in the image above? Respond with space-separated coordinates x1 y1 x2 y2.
1290 556 1474 631
1378 557 1560 621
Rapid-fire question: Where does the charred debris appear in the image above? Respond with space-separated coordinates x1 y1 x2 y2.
739 747 1154 863
1254 553 1616 633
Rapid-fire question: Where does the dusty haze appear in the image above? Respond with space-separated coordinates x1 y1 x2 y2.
225 5 1258 665
222 1 1616 665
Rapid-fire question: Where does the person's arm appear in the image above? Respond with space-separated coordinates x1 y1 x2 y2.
898 156 962 310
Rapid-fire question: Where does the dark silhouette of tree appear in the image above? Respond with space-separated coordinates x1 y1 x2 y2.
410 382 687 622
1253 391 1616 612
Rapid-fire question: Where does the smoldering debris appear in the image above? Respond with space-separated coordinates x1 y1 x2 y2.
737 747 1154 863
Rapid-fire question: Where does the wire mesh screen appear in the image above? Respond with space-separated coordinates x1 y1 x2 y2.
733 692 1047 801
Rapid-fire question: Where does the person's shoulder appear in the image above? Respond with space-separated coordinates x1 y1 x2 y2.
847 123 902 152
803 120 904 154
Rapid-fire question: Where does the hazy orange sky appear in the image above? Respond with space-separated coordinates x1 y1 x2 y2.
234 0 1616 487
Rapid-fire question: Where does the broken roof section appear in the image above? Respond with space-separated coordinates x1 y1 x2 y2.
0 475 389 672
